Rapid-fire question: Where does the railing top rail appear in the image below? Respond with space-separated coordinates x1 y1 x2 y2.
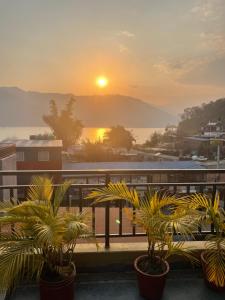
1 181 225 190
1 168 225 176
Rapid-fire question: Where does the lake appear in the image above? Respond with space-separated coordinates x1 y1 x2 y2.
0 127 165 144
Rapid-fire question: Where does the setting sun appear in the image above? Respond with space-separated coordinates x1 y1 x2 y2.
96 76 108 89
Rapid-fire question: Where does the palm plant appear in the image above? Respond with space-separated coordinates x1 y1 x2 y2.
190 193 225 288
87 182 199 272
0 176 92 292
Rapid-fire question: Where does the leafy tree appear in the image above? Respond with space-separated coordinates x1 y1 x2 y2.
104 125 135 151
82 140 113 162
43 98 83 149
144 131 162 147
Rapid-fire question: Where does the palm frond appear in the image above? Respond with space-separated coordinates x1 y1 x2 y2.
6 201 50 219
53 180 73 215
86 182 140 208
165 241 199 265
0 239 43 292
204 239 225 287
27 176 53 204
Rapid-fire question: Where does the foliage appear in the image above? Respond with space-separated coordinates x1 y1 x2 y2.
104 125 135 151
190 193 225 287
144 127 177 148
43 98 83 149
178 98 225 136
144 131 163 147
87 182 199 273
81 140 113 162
0 176 92 292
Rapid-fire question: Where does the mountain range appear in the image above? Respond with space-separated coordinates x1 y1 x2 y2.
0 87 177 127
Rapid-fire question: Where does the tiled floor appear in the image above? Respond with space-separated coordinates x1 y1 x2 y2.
9 270 225 300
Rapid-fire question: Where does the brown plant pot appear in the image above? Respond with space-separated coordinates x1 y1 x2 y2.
39 264 76 300
134 255 169 300
201 251 225 292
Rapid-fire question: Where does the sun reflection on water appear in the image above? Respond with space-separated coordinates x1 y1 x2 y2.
96 128 107 142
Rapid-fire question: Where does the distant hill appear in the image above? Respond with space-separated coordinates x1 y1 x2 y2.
0 87 176 127
178 98 225 135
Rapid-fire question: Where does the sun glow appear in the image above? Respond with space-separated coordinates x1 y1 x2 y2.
96 76 108 88
96 128 106 142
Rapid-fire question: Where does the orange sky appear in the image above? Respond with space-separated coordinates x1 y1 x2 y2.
1 0 225 113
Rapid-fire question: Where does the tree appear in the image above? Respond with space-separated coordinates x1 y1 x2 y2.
144 131 162 147
81 140 113 162
104 125 135 151
43 98 83 149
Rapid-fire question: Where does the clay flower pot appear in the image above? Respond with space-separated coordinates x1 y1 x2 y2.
134 255 169 300
39 263 76 300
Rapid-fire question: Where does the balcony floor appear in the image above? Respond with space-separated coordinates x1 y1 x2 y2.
10 270 225 300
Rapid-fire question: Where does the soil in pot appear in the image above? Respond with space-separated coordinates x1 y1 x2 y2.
201 251 225 292
39 264 76 300
134 255 169 300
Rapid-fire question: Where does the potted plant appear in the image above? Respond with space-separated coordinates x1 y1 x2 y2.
87 182 199 300
190 193 225 291
0 176 93 300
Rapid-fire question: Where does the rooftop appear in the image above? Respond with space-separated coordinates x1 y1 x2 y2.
0 143 16 159
2 139 62 148
63 160 205 170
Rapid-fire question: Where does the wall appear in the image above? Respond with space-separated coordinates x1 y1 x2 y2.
0 153 17 200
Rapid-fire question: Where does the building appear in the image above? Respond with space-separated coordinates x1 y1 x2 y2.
201 120 225 138
4 139 63 185
0 143 17 200
63 160 206 184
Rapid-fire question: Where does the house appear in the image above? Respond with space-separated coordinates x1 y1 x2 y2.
0 143 17 200
201 120 225 138
3 139 63 185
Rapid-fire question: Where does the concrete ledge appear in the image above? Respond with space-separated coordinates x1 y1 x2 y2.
74 241 206 272
76 241 206 253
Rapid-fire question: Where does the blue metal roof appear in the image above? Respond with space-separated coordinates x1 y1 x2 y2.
64 161 206 170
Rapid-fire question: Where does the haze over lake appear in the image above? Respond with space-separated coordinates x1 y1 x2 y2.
0 127 164 145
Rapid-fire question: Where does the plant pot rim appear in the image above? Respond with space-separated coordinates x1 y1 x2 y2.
134 255 170 278
40 262 76 285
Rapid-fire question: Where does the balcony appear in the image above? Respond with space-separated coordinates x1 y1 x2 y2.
7 269 224 300
1 169 225 299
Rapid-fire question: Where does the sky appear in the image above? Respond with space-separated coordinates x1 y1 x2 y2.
0 0 225 114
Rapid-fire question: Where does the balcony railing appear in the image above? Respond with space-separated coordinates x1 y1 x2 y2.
1 169 225 248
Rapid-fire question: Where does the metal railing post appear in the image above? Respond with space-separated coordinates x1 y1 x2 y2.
211 184 217 233
105 173 110 249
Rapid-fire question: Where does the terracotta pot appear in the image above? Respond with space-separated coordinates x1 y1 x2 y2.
201 251 225 292
134 255 169 300
39 263 76 300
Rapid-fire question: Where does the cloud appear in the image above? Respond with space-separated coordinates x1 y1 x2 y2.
191 0 225 21
117 30 135 38
153 57 208 78
181 54 225 86
119 44 129 53
199 32 225 55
